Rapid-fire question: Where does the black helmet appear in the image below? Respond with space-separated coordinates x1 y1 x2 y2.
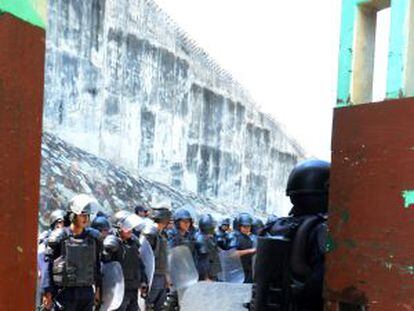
49 209 66 229
199 214 216 234
151 206 172 222
252 218 264 233
287 159 330 216
173 208 192 222
237 213 253 227
286 160 330 196
219 218 231 227
91 216 111 232
135 204 148 214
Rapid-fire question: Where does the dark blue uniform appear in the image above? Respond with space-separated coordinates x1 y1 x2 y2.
42 227 102 311
227 231 255 283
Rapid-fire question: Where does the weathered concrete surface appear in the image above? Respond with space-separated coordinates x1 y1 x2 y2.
43 0 305 215
180 282 252 311
40 132 237 229
0 13 45 310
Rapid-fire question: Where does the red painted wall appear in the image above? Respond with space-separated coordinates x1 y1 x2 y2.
325 98 414 310
0 14 45 309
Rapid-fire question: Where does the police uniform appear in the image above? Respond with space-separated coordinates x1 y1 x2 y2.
227 230 255 283
42 227 103 311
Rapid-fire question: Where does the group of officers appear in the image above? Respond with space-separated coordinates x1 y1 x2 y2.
38 159 330 311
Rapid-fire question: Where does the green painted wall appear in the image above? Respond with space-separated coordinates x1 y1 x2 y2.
0 0 46 28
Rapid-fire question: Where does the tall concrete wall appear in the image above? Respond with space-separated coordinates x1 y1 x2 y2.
43 0 305 214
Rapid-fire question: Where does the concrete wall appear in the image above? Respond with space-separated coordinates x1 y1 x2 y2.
43 0 305 215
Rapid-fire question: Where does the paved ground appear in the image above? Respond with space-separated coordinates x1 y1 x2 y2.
180 282 252 311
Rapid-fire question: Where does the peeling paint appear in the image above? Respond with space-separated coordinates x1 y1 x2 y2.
400 265 414 275
402 190 414 208
340 210 350 223
326 233 338 253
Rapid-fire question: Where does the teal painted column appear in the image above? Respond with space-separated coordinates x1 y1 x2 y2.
337 0 378 107
337 0 358 107
336 0 414 106
386 0 413 98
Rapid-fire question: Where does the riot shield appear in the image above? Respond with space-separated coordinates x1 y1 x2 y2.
101 261 125 311
218 249 245 283
168 245 199 290
139 235 155 287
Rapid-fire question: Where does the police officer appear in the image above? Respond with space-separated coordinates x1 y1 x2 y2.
215 218 231 250
251 159 330 311
165 208 196 311
167 208 195 253
38 209 66 245
195 214 222 281
38 209 67 309
41 194 103 311
143 206 172 310
103 210 148 311
228 213 256 283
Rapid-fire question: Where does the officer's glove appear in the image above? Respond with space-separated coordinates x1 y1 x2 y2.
140 283 148 299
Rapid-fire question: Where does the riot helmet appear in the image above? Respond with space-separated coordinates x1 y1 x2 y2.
220 218 231 227
67 194 99 224
151 206 172 223
238 213 253 227
91 216 112 233
173 208 192 232
219 217 231 232
173 208 192 222
49 209 66 229
135 204 149 217
113 210 146 232
286 159 330 215
252 218 264 235
199 214 216 235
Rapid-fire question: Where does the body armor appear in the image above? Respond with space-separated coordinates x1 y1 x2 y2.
144 226 169 275
215 229 229 250
228 231 254 283
154 232 169 275
52 229 98 287
195 232 222 279
251 215 327 311
120 236 143 290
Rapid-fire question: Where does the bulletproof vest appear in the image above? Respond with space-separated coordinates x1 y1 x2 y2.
251 214 327 311
169 229 195 251
215 230 228 250
52 230 97 287
154 231 168 275
195 233 221 277
205 235 221 277
120 237 142 289
228 231 254 282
